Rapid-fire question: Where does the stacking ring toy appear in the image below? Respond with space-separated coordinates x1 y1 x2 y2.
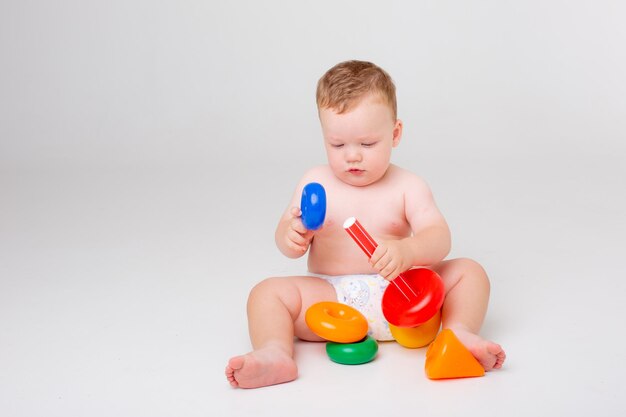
389 310 441 348
382 268 444 327
301 182 326 230
326 336 378 365
305 301 368 343
344 217 445 327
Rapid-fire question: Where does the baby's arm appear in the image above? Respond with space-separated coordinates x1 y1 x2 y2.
275 205 315 258
370 176 451 280
275 176 318 259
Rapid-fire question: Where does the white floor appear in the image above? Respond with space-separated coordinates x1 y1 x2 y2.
1 150 625 417
2 0 625 415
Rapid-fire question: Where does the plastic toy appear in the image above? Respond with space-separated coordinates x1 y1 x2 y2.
388 310 441 348
326 336 378 365
301 182 326 230
424 329 485 379
382 268 445 328
305 301 368 343
343 217 445 327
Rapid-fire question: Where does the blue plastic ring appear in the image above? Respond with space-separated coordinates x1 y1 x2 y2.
301 182 326 230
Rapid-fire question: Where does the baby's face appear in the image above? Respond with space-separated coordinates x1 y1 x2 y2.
319 94 402 187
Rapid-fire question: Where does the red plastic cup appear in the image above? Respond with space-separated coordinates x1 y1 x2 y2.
343 217 445 327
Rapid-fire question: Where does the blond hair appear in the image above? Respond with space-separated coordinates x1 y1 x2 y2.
316 60 397 120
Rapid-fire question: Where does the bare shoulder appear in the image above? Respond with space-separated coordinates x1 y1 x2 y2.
387 165 432 195
386 166 447 231
300 165 334 183
295 165 338 191
285 165 336 207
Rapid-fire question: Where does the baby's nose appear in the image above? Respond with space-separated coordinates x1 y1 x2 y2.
346 147 362 162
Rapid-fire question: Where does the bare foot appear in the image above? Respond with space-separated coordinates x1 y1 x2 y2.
225 347 298 389
449 327 506 371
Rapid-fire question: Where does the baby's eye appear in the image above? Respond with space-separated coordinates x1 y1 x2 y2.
362 142 377 148
331 144 344 148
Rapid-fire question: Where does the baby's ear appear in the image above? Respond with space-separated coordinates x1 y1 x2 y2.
392 119 403 147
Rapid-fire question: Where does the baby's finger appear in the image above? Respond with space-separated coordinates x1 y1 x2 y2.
286 228 307 245
378 258 395 277
373 257 390 276
290 206 302 218
287 241 307 254
301 230 315 245
370 246 387 266
383 265 402 281
291 218 308 235
288 229 308 246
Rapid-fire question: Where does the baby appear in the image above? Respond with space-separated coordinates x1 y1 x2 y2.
226 60 506 388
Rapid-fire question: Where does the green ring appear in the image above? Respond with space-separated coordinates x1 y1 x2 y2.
326 336 378 365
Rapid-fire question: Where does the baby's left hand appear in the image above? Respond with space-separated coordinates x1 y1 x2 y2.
369 240 414 281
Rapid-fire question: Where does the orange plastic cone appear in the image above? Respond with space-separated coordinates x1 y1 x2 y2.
425 328 485 379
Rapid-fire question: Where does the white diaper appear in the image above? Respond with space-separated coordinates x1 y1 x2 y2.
314 273 394 341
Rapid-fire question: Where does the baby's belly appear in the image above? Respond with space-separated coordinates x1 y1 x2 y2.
307 242 376 276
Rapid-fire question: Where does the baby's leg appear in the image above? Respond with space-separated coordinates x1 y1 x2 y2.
431 258 506 371
225 276 336 389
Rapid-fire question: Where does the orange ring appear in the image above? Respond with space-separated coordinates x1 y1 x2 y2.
305 301 368 343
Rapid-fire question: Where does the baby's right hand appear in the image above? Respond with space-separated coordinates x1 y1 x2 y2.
285 206 316 255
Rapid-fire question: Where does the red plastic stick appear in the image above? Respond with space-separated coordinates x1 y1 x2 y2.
343 217 416 301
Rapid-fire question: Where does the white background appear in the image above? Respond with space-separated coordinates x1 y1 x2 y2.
1 1 625 416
